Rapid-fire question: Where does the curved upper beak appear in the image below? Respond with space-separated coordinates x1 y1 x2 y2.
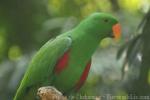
112 23 121 40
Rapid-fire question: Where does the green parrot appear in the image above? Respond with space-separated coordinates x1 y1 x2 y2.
14 13 121 100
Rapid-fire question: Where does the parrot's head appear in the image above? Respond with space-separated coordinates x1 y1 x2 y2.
77 13 121 40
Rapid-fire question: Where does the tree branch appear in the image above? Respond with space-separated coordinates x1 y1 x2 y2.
37 86 67 100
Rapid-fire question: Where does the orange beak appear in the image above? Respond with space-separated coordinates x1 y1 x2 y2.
112 23 121 40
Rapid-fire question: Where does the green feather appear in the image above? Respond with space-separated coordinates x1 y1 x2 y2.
14 37 72 100
14 12 119 100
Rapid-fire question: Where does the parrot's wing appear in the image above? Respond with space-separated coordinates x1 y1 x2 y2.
18 36 72 93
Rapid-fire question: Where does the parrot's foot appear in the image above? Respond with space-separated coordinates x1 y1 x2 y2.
37 86 67 100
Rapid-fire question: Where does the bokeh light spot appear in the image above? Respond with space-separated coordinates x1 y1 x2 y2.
8 45 22 61
100 38 111 48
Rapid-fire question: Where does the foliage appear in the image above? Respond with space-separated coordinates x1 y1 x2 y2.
118 10 150 95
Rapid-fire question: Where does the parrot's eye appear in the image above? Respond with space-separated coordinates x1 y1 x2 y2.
104 19 109 23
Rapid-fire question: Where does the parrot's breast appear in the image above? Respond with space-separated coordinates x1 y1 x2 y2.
51 34 97 94
75 60 91 91
52 48 92 94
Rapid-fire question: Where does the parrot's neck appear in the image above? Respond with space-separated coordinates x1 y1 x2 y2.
68 28 103 61
70 27 103 46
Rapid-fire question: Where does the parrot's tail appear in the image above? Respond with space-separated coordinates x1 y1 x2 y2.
14 85 38 100
13 86 26 100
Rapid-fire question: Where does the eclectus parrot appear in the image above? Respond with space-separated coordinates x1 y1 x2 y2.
14 13 121 100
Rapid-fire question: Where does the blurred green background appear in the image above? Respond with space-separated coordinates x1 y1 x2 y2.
0 0 150 99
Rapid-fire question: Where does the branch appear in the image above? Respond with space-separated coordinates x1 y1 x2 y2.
37 86 67 100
